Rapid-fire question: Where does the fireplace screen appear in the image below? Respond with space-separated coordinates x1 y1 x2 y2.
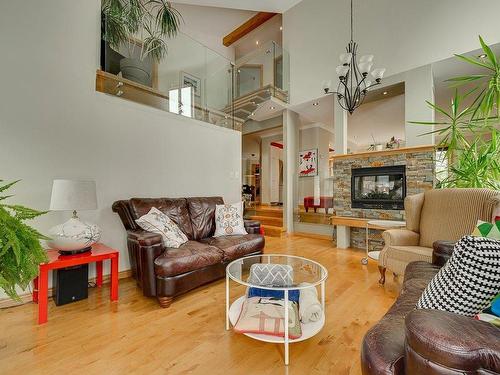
351 166 406 209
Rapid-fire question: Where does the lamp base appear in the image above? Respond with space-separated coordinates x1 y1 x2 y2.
48 217 101 253
58 247 92 256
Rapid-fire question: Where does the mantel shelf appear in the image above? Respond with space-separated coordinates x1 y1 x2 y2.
330 145 435 161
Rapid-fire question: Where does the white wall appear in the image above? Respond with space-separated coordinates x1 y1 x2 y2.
348 94 405 151
260 134 283 204
0 0 241 299
284 0 500 105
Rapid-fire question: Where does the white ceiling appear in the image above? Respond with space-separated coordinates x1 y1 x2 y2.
172 0 302 12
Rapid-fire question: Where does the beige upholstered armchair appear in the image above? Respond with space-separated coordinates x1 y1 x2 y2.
378 188 500 284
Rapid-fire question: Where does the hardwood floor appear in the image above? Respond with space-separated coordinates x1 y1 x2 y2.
0 235 400 375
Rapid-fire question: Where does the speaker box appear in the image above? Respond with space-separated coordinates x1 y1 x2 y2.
52 264 89 306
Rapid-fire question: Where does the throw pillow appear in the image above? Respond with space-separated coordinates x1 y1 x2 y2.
248 263 293 287
214 202 248 237
416 235 500 317
135 207 188 248
472 219 500 240
234 297 302 339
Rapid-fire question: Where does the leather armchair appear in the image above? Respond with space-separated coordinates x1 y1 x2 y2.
379 188 500 284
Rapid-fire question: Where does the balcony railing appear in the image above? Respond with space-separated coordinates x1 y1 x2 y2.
98 31 242 131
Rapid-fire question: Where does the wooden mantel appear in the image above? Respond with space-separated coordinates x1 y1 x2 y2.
330 145 435 161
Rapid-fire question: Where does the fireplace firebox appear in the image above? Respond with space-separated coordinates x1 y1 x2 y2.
351 165 406 210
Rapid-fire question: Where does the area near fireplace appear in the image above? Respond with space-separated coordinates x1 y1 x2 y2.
331 145 435 250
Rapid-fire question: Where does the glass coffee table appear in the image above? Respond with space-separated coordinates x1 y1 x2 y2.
226 254 328 365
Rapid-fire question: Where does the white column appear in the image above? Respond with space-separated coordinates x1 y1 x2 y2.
283 109 300 233
405 65 435 146
333 99 350 248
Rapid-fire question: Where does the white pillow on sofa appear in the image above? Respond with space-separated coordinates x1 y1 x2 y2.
135 207 188 248
214 202 248 237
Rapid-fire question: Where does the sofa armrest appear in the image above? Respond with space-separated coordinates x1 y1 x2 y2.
244 219 261 234
382 229 420 246
432 240 456 267
405 309 500 374
127 230 165 297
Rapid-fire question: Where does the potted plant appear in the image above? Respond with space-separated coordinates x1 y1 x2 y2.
411 36 500 189
101 0 182 85
0 180 49 301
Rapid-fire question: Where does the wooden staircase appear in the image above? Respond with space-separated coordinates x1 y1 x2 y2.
246 206 285 238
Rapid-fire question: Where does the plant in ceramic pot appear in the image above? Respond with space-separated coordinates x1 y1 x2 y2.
101 0 182 85
410 36 500 189
0 180 48 301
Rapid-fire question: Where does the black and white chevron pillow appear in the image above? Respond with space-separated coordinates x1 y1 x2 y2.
417 235 500 317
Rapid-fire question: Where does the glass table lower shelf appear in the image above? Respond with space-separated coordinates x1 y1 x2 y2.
228 295 325 344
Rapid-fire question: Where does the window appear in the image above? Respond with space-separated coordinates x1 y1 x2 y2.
168 86 193 118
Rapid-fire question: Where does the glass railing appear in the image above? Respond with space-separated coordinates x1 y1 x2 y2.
98 30 242 131
232 41 290 121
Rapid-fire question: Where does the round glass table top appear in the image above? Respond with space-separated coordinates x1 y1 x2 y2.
226 254 328 291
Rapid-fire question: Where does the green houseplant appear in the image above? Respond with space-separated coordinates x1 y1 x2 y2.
411 36 500 189
0 180 48 301
101 0 182 85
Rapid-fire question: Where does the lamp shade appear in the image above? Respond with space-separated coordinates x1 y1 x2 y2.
49 179 97 211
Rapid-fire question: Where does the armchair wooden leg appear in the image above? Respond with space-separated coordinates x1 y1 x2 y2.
158 296 174 308
378 266 386 285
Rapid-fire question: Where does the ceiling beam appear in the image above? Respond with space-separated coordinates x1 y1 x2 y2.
223 12 277 47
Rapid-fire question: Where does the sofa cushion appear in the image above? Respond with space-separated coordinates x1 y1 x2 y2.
187 197 224 240
129 198 194 240
200 234 265 261
154 241 223 278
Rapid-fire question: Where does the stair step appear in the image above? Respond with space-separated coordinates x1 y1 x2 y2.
253 208 283 218
249 215 283 227
262 225 286 238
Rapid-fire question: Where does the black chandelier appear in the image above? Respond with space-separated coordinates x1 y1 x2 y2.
324 0 385 114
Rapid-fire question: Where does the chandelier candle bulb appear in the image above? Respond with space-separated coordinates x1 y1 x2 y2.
339 52 353 64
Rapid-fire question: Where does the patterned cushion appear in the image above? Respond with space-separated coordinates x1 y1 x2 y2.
135 207 188 248
472 220 500 240
248 263 293 287
234 297 302 339
417 236 500 316
214 202 247 237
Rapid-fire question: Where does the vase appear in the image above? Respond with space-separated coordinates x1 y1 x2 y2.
120 58 151 86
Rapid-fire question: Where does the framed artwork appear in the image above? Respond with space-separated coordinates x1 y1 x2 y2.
299 149 318 177
180 71 202 97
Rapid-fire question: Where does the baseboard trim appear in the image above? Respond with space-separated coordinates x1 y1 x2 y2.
290 232 333 241
0 270 132 309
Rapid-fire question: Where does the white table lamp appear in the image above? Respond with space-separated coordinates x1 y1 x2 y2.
48 179 101 254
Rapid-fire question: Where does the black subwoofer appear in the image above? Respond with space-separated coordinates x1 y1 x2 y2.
52 265 89 306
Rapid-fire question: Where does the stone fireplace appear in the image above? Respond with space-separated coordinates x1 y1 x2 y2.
331 146 435 250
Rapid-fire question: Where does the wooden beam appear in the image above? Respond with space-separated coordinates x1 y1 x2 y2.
223 12 277 47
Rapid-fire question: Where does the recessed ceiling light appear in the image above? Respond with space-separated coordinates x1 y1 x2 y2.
256 40 259 45
280 26 283 31
270 106 276 110
312 102 319 106
478 53 488 59
383 91 388 95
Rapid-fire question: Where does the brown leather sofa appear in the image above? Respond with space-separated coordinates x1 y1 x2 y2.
112 197 265 308
361 241 500 375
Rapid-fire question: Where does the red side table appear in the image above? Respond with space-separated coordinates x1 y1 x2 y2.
32 243 119 324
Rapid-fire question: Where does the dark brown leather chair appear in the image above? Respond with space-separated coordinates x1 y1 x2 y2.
361 241 500 375
112 197 264 308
